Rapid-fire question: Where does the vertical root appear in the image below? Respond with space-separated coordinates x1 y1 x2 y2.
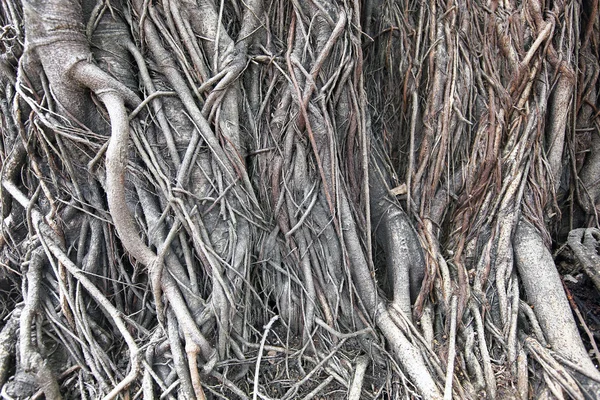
19 248 62 399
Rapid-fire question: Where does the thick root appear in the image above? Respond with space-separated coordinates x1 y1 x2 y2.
515 220 600 394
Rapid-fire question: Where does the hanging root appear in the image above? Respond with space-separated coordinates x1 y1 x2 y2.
0 0 600 398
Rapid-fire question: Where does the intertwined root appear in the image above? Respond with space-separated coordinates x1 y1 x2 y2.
0 0 599 399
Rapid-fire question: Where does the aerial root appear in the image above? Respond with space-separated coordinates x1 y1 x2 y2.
375 304 443 399
523 335 585 400
17 247 61 400
1 0 599 398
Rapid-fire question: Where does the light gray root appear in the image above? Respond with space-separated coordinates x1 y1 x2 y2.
567 228 600 292
369 150 425 317
514 220 600 396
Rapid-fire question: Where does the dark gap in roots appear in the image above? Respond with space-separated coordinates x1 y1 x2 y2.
372 238 393 301
250 261 279 328
565 274 600 349
0 274 19 321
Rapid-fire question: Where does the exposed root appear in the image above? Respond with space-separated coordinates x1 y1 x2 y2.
0 0 599 398
567 228 600 292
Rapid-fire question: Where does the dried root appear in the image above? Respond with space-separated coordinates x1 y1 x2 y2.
0 0 598 399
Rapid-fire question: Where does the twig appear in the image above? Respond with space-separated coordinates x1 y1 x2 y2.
281 338 348 400
563 283 600 366
253 315 279 400
128 91 177 120
315 318 373 339
301 375 334 400
443 296 457 400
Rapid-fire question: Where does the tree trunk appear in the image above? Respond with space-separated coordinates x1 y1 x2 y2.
0 0 599 398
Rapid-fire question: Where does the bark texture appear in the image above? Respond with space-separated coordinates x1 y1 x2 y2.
0 0 599 399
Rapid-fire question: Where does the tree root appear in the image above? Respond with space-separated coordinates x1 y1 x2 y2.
1 0 600 399
515 220 600 394
347 355 369 400
567 228 600 292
